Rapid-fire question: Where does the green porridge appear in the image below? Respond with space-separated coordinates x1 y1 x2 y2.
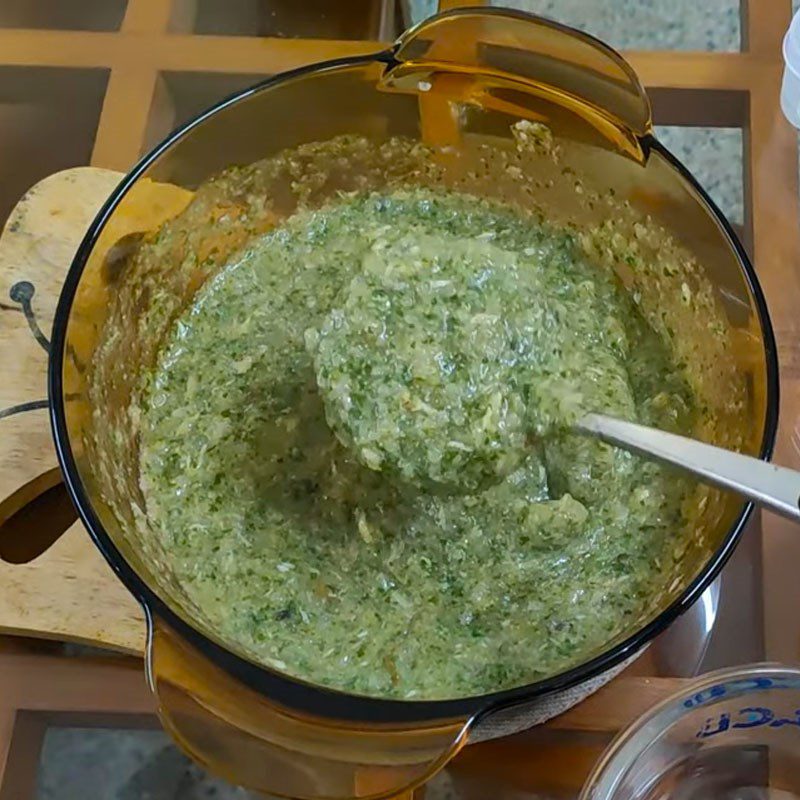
139 188 698 700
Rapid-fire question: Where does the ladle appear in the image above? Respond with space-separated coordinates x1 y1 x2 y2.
576 413 800 522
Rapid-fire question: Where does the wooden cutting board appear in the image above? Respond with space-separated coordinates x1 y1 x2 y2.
0 168 148 654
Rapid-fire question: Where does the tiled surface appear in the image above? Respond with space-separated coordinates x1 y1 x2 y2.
488 0 740 51
407 0 741 50
656 126 744 225
36 729 258 800
36 727 460 800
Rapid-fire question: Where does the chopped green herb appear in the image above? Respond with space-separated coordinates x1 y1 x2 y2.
140 188 700 700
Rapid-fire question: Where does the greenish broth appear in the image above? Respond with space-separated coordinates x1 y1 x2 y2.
140 188 695 699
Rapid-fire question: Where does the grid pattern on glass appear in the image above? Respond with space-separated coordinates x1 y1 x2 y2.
656 126 744 226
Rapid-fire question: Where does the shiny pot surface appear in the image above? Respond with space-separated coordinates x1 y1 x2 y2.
49 9 778 799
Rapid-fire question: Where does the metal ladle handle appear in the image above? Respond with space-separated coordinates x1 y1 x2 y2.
577 413 800 523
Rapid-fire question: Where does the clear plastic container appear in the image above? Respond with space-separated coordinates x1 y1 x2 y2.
580 664 800 800
781 11 800 128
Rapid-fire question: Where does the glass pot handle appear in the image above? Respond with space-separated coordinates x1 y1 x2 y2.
145 617 473 800
388 7 652 140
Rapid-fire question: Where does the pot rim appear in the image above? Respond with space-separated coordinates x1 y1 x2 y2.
48 14 780 726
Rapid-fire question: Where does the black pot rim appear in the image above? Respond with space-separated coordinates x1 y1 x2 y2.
48 23 780 726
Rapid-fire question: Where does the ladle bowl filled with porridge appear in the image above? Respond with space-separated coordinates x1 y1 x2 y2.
49 8 777 799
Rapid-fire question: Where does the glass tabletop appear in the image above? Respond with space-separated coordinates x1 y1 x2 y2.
0 0 798 798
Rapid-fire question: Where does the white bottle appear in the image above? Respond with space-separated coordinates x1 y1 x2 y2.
781 11 800 127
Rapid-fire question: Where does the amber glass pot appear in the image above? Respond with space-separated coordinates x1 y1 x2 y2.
49 9 777 799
